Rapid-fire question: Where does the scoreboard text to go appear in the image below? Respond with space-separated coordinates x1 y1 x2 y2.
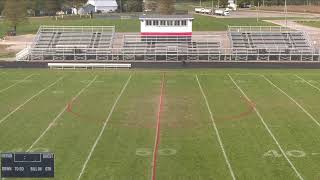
1 152 54 178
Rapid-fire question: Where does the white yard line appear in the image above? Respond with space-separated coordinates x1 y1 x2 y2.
77 75 132 180
0 76 64 126
0 74 34 93
228 74 304 180
196 75 236 180
262 75 320 128
295 75 320 92
26 76 98 152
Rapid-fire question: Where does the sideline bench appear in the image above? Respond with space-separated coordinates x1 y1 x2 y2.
48 63 131 69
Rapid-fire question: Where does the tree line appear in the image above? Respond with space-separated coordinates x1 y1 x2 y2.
178 0 320 6
0 0 144 34
0 0 145 17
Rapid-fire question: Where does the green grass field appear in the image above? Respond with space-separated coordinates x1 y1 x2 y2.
0 15 276 38
1 69 320 179
296 20 320 28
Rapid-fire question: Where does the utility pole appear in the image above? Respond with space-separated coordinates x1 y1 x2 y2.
200 0 202 7
211 0 214 15
256 1 260 22
284 0 287 28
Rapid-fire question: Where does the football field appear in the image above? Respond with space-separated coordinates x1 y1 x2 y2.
1 69 320 180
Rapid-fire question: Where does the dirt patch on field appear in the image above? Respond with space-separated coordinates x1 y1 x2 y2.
0 45 15 58
259 5 320 14
0 34 35 59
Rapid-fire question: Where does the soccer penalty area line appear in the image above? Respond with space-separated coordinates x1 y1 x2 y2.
77 75 132 180
228 74 304 180
196 75 236 180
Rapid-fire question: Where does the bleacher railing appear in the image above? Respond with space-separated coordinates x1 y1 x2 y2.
28 47 319 55
40 26 115 34
228 26 296 32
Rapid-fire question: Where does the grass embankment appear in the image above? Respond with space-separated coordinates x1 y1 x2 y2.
296 20 320 28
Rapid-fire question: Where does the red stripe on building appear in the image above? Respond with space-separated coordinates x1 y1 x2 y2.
141 32 192 36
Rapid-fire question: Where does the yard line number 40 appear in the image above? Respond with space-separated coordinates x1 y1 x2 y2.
264 149 306 158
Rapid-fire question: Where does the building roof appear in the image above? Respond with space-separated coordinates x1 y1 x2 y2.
87 0 118 7
139 14 194 20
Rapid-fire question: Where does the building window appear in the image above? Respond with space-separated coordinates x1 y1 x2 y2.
181 20 187 26
153 20 159 26
167 21 173 26
146 20 152 26
160 20 166 26
174 20 180 26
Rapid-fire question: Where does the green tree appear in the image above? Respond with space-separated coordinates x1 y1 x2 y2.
0 0 5 14
1 0 28 33
144 0 157 11
65 0 86 13
126 0 143 12
158 0 175 14
45 0 60 15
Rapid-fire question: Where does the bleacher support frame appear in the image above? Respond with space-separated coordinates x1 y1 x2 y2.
16 26 320 62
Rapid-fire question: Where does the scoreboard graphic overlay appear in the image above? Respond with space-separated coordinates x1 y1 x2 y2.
1 153 54 178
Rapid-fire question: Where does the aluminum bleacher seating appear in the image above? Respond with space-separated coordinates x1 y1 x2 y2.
122 35 221 58
28 26 115 61
229 26 311 54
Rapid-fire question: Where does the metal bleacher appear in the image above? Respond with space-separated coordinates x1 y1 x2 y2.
121 35 221 61
16 25 320 62
229 26 312 54
28 26 115 61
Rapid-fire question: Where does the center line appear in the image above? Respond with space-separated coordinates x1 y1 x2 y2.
151 73 165 180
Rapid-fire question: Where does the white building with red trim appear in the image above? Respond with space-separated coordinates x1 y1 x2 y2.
139 15 194 37
87 0 118 12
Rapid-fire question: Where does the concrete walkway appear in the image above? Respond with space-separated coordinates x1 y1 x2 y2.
264 20 320 32
264 20 320 48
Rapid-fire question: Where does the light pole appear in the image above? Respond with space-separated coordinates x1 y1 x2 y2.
200 0 202 7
